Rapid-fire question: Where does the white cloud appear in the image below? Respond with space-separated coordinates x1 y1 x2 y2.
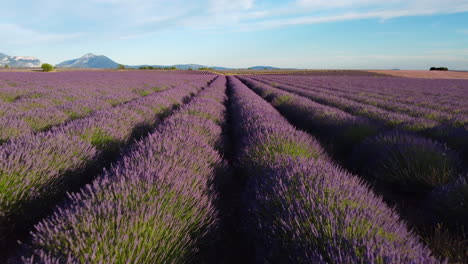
2 0 468 44
234 1 468 31
296 0 398 9
0 24 85 45
209 0 254 12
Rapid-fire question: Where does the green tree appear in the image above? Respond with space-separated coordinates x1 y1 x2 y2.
41 63 54 72
4 65 10 68
430 67 448 71
117 64 126 70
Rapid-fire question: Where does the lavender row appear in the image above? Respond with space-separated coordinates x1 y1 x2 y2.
240 76 464 188
20 76 227 263
0 76 213 251
261 75 468 113
0 71 178 110
0 91 156 144
239 76 466 236
251 76 439 129
258 76 465 127
248 76 468 159
429 173 468 229
228 76 437 263
237 76 381 156
0 72 214 143
275 75 468 126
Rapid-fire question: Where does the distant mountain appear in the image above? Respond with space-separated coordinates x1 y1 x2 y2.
248 66 280 70
172 64 206 70
126 64 230 70
56 53 119 68
211 66 232 70
0 52 41 67
127 64 283 70
56 53 285 70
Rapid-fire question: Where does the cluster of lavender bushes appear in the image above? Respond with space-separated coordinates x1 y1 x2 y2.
18 76 227 263
263 75 467 123
0 70 465 262
240 77 463 180
0 71 213 143
238 76 466 231
0 74 215 251
250 76 468 159
237 76 381 157
228 76 437 263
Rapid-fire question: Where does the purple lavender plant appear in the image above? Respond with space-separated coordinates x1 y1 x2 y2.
0 71 214 143
228 76 439 263
0 73 215 256
20 76 227 263
351 131 463 191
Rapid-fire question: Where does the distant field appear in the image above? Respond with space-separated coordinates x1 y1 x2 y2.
369 70 468 79
214 69 391 76
0 69 466 263
4 68 468 80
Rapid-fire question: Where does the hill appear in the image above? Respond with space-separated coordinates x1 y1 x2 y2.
56 53 119 68
0 53 41 67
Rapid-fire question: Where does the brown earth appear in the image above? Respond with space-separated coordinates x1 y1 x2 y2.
369 70 468 79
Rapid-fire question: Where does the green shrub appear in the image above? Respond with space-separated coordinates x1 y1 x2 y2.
41 63 54 72
430 67 448 71
4 65 9 68
353 132 462 191
117 64 125 70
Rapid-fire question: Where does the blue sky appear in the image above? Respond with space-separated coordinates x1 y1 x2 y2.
1 0 468 69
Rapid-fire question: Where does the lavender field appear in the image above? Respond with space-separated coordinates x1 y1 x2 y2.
0 70 467 263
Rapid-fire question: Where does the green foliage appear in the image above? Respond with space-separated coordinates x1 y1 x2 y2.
24 117 54 132
0 93 20 103
187 110 218 123
105 98 121 106
4 65 10 68
420 224 468 263
248 137 323 166
371 142 460 190
273 95 293 106
198 67 214 71
65 111 80 120
430 67 448 71
152 86 165 92
41 63 54 72
80 128 119 150
117 64 126 70
135 89 151 97
139 66 156 70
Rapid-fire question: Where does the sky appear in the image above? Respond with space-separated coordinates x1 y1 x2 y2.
1 0 468 69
